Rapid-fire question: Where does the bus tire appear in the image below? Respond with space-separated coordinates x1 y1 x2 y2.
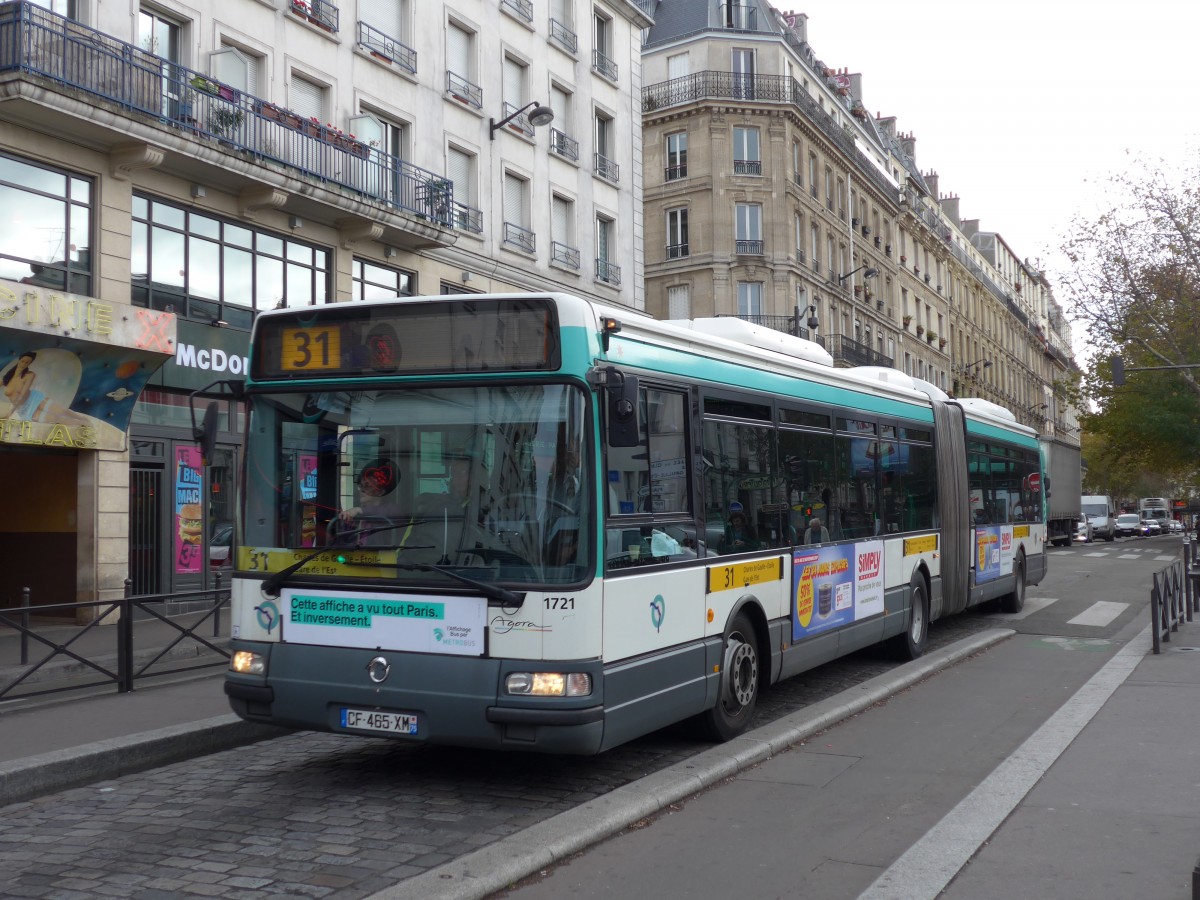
698 611 760 742
888 575 929 661
1002 553 1026 613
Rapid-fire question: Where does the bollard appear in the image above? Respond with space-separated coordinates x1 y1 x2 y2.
213 571 222 637
117 578 135 693
19 586 30 665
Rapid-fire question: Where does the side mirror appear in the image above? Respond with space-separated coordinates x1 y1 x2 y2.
606 367 640 448
197 402 219 467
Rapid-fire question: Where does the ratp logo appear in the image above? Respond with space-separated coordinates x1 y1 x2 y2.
255 601 279 633
433 628 444 642
649 595 665 632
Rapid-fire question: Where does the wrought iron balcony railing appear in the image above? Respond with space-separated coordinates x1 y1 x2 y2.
551 241 580 269
592 49 617 82
290 0 339 32
0 2 455 228
665 163 687 180
735 239 763 255
357 21 416 74
446 70 483 110
825 334 893 368
733 158 761 175
596 258 621 285
500 0 533 25
666 243 689 259
549 17 577 53
550 129 579 161
453 201 483 234
503 222 535 254
594 152 619 183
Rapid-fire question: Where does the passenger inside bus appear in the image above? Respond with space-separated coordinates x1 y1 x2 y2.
721 502 760 553
803 517 831 545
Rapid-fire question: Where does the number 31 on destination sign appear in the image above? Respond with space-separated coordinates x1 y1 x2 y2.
281 326 341 371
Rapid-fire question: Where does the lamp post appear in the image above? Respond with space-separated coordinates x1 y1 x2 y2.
490 101 555 140
837 264 879 287
962 358 993 376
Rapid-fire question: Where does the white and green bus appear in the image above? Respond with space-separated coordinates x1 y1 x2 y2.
221 292 1046 753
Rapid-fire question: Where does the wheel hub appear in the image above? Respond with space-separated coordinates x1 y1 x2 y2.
724 637 757 708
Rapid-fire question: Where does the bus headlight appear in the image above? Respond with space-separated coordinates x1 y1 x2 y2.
230 650 266 676
504 672 592 697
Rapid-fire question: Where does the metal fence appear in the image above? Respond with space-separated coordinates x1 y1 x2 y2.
1150 541 1198 653
0 575 231 701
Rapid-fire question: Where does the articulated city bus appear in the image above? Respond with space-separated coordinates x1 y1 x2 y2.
219 292 1045 753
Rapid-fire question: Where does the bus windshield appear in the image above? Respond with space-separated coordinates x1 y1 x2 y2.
242 382 591 586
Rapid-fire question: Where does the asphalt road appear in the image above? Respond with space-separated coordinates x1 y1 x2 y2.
0 535 1181 899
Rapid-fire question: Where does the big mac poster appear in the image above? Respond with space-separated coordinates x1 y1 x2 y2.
175 445 203 574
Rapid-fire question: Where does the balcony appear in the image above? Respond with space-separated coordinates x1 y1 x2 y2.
551 241 580 270
735 239 763 255
733 158 761 176
665 163 687 180
453 202 483 234
446 71 483 110
290 0 339 32
596 258 621 285
641 70 898 203
594 152 619 183
825 334 893 368
496 100 537 138
550 129 579 162
718 314 823 347
500 0 533 25
592 49 617 82
357 22 416 75
666 243 689 259
0 2 455 230
503 222 535 254
548 17 577 53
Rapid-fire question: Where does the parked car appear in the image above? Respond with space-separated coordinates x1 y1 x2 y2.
1168 519 1183 534
1073 517 1093 543
209 521 233 569
1115 513 1142 537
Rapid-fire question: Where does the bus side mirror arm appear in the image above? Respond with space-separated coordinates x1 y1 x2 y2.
188 379 246 467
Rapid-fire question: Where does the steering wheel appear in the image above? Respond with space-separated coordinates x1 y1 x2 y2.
495 493 578 517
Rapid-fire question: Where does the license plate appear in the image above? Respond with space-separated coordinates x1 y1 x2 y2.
340 707 419 735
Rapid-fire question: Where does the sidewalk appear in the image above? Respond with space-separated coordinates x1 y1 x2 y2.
0 610 286 806
2 613 1198 900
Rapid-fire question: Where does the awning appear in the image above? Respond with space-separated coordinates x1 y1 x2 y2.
0 279 177 451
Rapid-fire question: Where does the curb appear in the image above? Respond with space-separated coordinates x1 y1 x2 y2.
365 627 1016 900
0 715 289 808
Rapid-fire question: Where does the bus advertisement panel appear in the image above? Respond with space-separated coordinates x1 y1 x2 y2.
792 540 884 639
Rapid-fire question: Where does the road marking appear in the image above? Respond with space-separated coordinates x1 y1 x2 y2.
1117 554 1141 559
1066 601 1128 627
1083 551 1109 558
987 595 1056 620
856 627 1151 900
1037 637 1114 652
1155 555 1177 562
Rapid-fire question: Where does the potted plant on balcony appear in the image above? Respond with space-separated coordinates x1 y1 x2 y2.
900 254 907 263
207 107 244 143
903 314 912 329
939 337 947 350
915 324 924 337
926 330 937 344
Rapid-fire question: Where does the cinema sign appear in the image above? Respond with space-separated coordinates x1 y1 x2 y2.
0 279 177 451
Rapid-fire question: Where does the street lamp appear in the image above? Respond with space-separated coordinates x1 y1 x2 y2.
837 264 879 285
490 101 555 140
962 359 993 375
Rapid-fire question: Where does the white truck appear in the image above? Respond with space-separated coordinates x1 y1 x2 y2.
1081 494 1117 542
1041 437 1082 547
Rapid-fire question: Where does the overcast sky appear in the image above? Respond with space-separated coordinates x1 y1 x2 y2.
801 0 1200 295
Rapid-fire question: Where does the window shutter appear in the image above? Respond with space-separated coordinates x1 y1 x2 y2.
290 76 324 121
359 0 399 30
668 285 690 320
447 24 470 76
447 148 472 206
667 53 688 80
504 174 524 224
552 196 571 244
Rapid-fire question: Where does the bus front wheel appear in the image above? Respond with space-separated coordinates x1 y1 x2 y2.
698 611 760 742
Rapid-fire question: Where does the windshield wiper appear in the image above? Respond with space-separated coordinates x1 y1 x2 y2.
395 562 525 607
259 521 421 597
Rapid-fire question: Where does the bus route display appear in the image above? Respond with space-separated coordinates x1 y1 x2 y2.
252 296 560 379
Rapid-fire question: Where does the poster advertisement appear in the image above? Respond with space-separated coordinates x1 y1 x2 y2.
174 445 203 574
298 454 318 547
974 525 1014 583
792 539 885 640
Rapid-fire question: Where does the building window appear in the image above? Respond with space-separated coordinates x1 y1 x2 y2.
808 152 817 197
732 126 760 175
735 203 762 255
666 208 689 259
668 284 690 319
792 140 802 185
551 194 579 270
352 258 415 299
446 146 481 233
131 194 329 328
502 172 534 253
665 131 688 180
500 55 534 137
0 152 93 295
592 11 616 81
446 21 481 108
594 112 619 182
737 281 762 316
549 0 577 52
549 84 578 161
596 216 620 284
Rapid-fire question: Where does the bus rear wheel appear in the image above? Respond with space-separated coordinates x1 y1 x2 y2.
698 611 759 742
1002 554 1026 613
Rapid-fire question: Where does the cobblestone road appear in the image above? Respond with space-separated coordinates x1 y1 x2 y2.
0 610 995 899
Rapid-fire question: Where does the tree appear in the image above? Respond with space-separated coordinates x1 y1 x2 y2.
1060 152 1200 491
